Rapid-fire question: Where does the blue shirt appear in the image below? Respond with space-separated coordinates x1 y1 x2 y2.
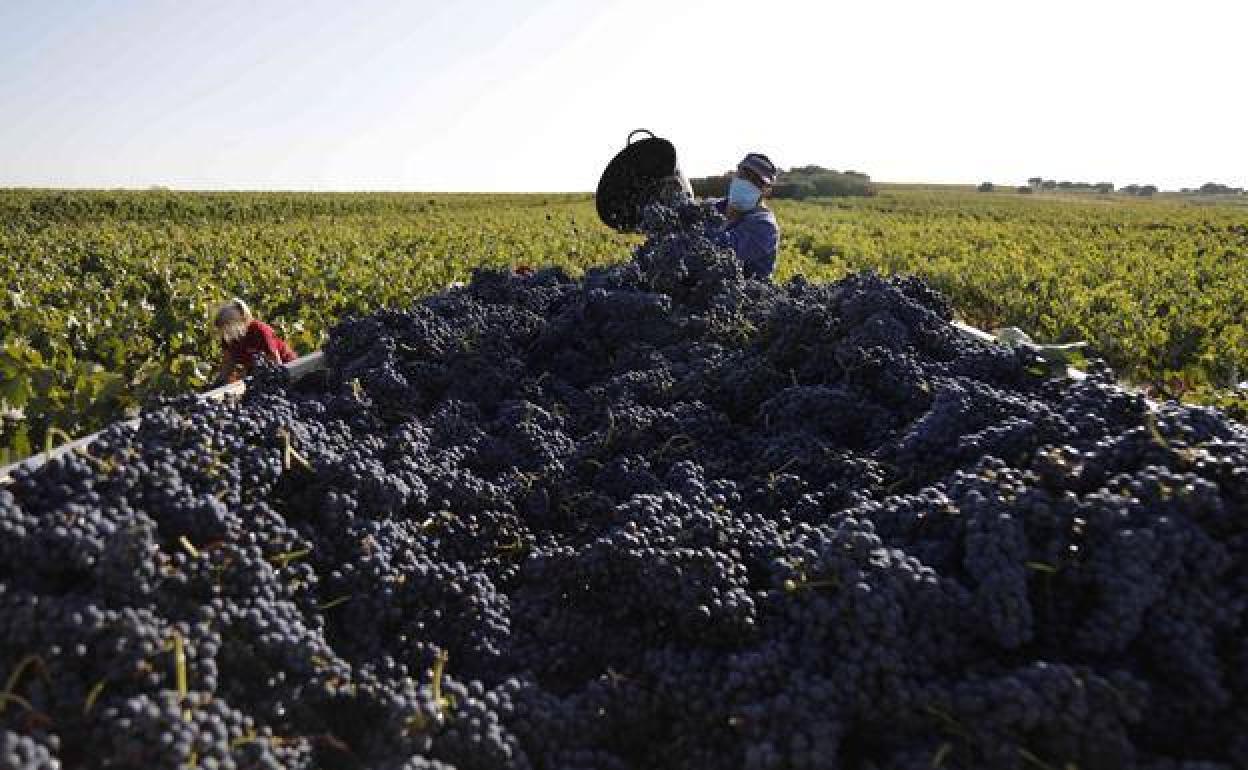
709 198 780 280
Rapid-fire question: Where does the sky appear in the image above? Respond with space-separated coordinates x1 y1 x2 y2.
1 0 1245 192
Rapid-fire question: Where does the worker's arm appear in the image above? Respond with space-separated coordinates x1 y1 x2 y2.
703 196 779 278
215 350 241 386
251 321 288 365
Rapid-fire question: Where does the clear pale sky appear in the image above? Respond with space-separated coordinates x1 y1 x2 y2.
1 0 1245 192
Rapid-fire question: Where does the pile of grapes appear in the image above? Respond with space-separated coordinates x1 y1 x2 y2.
2 202 1246 769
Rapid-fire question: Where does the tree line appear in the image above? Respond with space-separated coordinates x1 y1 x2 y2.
691 166 875 200
977 179 1246 197
1180 182 1246 195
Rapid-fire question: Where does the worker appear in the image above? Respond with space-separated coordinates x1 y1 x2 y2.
211 298 297 384
710 152 781 280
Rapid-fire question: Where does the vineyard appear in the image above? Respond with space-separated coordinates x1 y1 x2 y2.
3 187 1247 458
2 199 1246 768
0 191 629 461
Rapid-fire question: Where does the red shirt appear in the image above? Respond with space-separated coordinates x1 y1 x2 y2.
224 320 297 377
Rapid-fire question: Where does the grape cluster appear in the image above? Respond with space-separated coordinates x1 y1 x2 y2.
2 200 1247 768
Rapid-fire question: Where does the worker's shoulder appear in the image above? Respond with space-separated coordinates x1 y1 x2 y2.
245 319 277 339
744 207 779 231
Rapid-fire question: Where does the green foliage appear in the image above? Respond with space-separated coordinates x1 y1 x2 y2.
977 182 994 193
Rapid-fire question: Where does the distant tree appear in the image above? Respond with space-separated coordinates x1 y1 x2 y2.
1140 184 1159 196
1042 180 1058 191
1095 183 1115 194
810 172 873 197
1058 181 1073 190
693 166 874 200
1027 177 1043 188
1198 182 1245 195
772 180 817 200
1017 186 1034 194
691 174 731 198
978 182 995 192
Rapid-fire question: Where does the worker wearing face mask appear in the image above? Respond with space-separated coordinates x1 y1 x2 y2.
709 152 781 280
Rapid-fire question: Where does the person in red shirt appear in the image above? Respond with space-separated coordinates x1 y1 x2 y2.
212 298 297 385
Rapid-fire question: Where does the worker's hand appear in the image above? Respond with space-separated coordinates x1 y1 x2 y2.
213 362 243 387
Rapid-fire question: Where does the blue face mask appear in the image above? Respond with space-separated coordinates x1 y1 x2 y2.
727 176 761 211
